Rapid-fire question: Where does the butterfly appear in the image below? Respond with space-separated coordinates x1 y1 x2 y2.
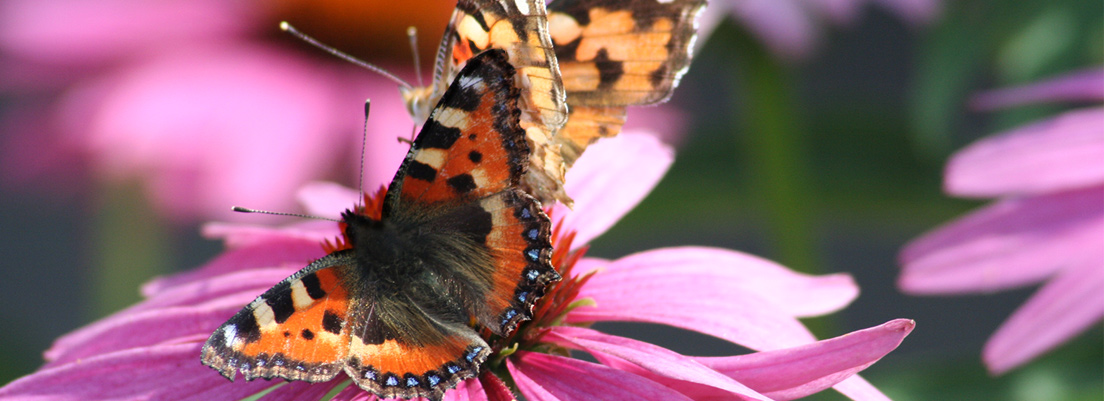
201 49 559 401
403 0 707 206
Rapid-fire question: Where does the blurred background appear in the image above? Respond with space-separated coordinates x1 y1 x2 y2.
1 0 1100 399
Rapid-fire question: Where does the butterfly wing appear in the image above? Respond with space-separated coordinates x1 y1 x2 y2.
341 259 492 400
410 0 566 132
201 252 357 383
387 48 558 336
548 0 706 167
402 0 572 206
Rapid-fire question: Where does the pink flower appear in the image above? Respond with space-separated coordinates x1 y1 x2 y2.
0 133 913 400
0 0 412 223
899 68 1104 375
700 0 941 59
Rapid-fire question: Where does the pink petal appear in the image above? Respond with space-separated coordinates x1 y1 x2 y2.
46 268 290 363
0 343 277 401
506 351 695 401
53 43 406 223
567 247 846 350
544 326 770 400
0 0 254 67
945 108 1104 197
202 220 341 250
579 247 857 317
298 181 364 219
259 381 343 401
900 186 1104 294
983 250 1104 374
43 293 254 367
553 133 673 247
831 378 894 401
478 373 514 401
439 374 493 401
807 0 865 25
694 319 914 400
0 106 89 191
718 0 818 59
970 67 1104 110
331 378 490 401
142 236 324 294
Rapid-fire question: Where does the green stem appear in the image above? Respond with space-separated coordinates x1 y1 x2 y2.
726 24 831 336
729 31 819 276
91 181 171 318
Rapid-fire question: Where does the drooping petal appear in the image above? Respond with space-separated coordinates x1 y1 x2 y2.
566 247 856 350
694 319 914 401
983 250 1104 374
830 378 894 401
544 326 771 400
970 67 1104 110
553 133 673 247
0 343 277 401
45 268 289 365
506 351 695 401
43 296 251 367
141 236 324 294
900 186 1104 294
579 247 857 317
945 108 1104 197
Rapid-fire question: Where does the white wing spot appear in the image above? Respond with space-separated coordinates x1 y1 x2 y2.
222 325 238 346
289 280 313 310
458 74 484 90
514 0 530 14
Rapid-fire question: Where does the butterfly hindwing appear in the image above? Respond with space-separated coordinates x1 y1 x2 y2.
341 251 492 400
201 253 356 383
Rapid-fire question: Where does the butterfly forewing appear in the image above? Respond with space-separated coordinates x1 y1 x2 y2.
387 49 529 208
403 0 573 206
548 0 707 167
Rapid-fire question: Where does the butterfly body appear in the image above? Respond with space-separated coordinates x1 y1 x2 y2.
202 49 558 401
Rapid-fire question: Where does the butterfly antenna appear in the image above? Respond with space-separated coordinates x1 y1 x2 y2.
231 206 340 223
280 21 412 89
358 100 370 206
407 26 425 87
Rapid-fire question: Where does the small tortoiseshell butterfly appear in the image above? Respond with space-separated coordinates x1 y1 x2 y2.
403 0 706 206
201 49 559 401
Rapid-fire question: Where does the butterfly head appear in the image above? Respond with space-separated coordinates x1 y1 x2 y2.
400 85 438 125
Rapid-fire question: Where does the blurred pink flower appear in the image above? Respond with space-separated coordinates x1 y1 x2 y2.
899 68 1104 375
700 0 941 59
0 134 913 400
0 0 412 223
